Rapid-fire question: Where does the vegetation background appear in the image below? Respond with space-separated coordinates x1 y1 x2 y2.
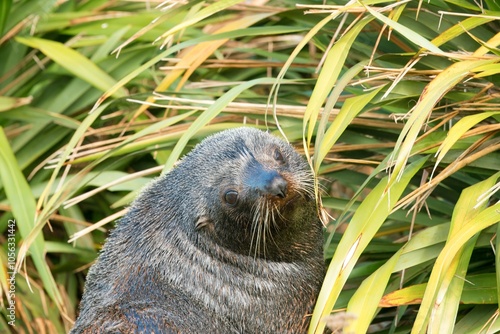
0 0 499 333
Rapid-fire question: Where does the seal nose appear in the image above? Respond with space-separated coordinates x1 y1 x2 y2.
249 168 288 198
265 172 288 198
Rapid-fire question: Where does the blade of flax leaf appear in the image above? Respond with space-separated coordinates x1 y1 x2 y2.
469 28 500 57
30 103 114 281
309 156 427 334
497 207 500 316
10 28 133 171
0 254 12 306
268 0 357 143
314 86 383 174
411 172 500 334
379 272 500 308
314 60 369 163
0 128 64 314
430 16 495 48
131 12 276 120
0 96 31 111
170 13 277 91
347 223 452 332
455 305 500 333
387 58 496 188
429 180 495 333
152 0 246 49
15 37 127 98
393 223 450 272
92 25 296 112
344 248 403 333
304 16 373 153
59 111 197 239
474 62 500 77
381 283 428 307
361 2 444 55
0 0 11 35
32 110 194 246
430 238 478 333
332 153 395 229
62 110 196 164
432 111 500 178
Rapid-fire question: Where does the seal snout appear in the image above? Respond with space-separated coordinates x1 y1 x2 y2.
247 165 288 199
262 170 288 198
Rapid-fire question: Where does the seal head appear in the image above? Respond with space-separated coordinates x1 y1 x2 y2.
188 128 319 261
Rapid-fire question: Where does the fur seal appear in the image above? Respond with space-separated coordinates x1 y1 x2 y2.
71 127 325 333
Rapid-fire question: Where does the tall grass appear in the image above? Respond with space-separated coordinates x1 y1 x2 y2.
0 0 499 333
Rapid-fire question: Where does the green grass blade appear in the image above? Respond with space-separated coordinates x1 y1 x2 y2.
0 96 31 111
314 60 368 156
433 111 500 177
0 127 64 312
381 274 498 306
362 2 444 54
497 212 500 311
345 249 403 333
388 59 496 187
305 17 373 150
267 7 346 157
309 156 428 334
0 0 11 35
153 0 245 47
15 36 128 98
314 86 383 173
411 171 500 334
454 306 500 334
342 218 448 332
431 16 494 47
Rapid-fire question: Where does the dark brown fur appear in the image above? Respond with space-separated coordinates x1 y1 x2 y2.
71 127 324 333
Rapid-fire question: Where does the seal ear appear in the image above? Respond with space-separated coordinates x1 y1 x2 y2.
195 215 213 231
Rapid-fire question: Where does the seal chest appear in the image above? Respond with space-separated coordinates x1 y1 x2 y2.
71 127 325 334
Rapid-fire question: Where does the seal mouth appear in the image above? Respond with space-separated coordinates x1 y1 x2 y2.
258 186 302 207
273 193 301 208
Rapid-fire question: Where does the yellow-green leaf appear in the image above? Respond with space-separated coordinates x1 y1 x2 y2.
304 16 373 151
363 3 444 55
433 111 500 177
388 59 496 187
412 172 500 334
0 96 32 111
15 36 127 98
154 0 245 46
309 156 427 334
0 127 64 311
314 86 383 173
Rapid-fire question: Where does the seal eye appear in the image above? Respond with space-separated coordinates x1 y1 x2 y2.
224 190 239 206
273 148 285 164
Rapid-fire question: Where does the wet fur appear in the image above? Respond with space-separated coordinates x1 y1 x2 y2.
71 127 324 333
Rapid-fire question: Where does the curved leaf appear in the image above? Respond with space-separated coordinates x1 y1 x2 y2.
15 37 128 98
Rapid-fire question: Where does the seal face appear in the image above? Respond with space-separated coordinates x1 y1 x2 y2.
71 127 324 334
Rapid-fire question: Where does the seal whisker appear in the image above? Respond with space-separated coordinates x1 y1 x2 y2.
252 204 261 260
273 203 287 224
294 171 316 198
262 199 271 259
267 203 281 251
249 200 261 259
